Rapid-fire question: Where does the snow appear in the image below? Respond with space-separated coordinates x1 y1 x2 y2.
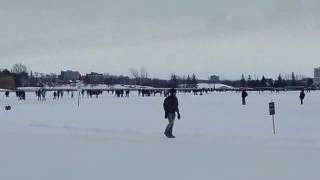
197 83 235 89
0 91 320 180
110 84 155 89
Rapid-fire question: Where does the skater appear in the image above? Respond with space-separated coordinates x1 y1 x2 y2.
299 89 305 105
125 90 130 97
163 88 181 138
41 89 46 100
53 91 57 100
241 89 248 105
81 90 85 97
5 91 9 97
37 89 42 101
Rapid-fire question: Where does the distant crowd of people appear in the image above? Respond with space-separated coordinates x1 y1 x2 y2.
2 88 312 104
36 89 46 101
2 87 313 139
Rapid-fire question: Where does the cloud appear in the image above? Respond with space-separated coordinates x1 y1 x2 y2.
0 0 319 78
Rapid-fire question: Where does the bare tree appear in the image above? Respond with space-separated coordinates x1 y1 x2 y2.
130 68 140 85
11 64 28 74
130 68 140 79
33 72 41 78
140 67 149 79
140 67 149 85
130 67 150 85
296 74 306 81
283 73 291 81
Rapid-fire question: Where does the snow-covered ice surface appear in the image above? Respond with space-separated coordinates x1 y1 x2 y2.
197 83 235 89
1 91 320 180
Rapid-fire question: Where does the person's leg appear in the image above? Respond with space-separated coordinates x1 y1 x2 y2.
165 113 176 137
168 115 174 136
165 117 172 136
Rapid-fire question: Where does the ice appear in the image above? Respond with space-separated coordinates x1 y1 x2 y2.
0 91 319 180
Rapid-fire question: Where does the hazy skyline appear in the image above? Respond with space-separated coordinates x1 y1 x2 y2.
1 0 320 79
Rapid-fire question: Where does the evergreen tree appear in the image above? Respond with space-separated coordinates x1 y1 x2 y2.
170 74 179 88
247 75 255 88
275 74 281 87
240 74 247 87
291 72 297 86
186 75 192 88
1 69 11 75
191 74 198 88
276 74 287 87
260 76 267 87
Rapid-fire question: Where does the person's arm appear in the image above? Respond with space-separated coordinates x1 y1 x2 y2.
176 98 181 120
163 99 168 119
177 109 181 120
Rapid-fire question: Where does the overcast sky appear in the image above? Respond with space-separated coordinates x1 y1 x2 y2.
1 0 320 79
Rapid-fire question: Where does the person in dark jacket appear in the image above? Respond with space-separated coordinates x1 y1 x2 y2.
163 88 181 138
241 89 248 105
299 89 305 105
5 91 10 98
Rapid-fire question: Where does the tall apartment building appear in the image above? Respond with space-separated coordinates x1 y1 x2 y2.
314 67 320 85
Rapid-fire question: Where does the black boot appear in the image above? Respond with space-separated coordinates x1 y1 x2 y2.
168 134 176 138
167 127 175 138
164 132 175 138
164 131 170 138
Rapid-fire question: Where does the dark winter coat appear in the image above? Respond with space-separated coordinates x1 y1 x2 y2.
163 95 179 114
242 91 248 98
300 91 305 99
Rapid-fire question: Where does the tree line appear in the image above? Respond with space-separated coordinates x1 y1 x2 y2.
0 64 314 89
236 73 313 88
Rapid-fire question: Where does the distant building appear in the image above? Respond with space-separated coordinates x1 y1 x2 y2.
314 67 320 85
60 70 81 82
85 72 104 84
0 74 16 89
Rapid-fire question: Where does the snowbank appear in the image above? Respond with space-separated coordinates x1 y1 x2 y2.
197 83 235 89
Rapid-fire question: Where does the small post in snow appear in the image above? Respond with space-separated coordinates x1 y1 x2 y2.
269 100 276 135
77 81 82 107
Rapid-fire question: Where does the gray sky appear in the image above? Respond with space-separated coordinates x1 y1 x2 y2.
1 0 320 79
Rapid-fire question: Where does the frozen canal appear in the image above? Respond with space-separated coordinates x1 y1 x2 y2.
0 91 320 180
